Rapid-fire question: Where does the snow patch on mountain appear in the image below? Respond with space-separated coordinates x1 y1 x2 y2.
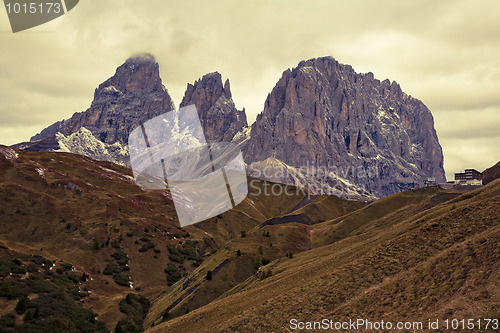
232 126 251 145
55 127 128 166
247 157 377 201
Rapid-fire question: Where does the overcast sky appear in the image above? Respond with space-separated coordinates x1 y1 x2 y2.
1 0 499 179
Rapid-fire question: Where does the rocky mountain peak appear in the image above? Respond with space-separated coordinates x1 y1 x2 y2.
245 56 445 198
94 53 163 97
223 78 232 99
26 54 175 164
181 72 228 112
180 72 247 142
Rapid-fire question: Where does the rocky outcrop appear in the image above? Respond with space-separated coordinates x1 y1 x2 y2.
180 72 247 142
244 57 445 198
24 54 175 164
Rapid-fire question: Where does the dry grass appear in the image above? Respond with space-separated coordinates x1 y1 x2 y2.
0 146 317 331
146 180 500 333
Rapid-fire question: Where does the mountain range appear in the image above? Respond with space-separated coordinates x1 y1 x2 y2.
15 54 445 200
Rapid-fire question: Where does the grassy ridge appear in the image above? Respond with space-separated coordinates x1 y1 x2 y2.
0 146 318 331
147 180 500 332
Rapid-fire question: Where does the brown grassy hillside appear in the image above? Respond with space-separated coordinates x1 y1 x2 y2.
0 146 290 329
3 145 497 332
144 189 364 327
0 145 348 331
146 180 499 332
483 160 500 185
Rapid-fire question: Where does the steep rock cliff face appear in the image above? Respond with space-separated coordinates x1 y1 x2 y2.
244 57 445 197
25 54 175 164
180 72 247 142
